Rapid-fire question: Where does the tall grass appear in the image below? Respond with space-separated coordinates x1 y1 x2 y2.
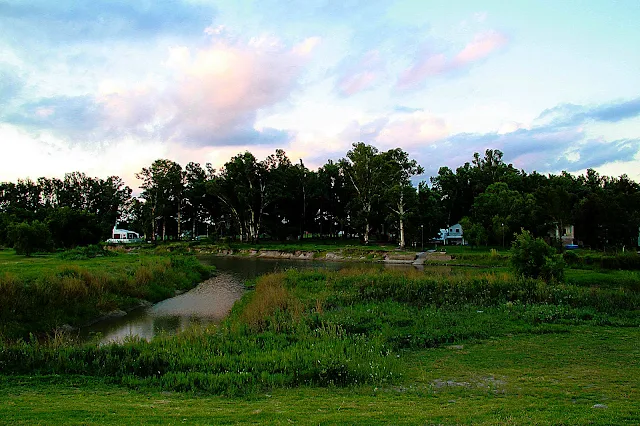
1 267 638 396
238 273 304 332
0 254 212 339
564 250 640 270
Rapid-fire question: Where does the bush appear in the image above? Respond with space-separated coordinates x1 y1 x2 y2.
7 221 54 256
510 229 564 282
563 250 579 265
58 245 116 260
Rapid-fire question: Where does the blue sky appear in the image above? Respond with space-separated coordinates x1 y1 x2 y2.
1 0 639 186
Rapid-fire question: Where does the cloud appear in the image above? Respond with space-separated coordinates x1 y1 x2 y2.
394 106 424 114
375 112 449 148
397 30 508 89
4 96 104 138
452 31 508 66
335 51 385 96
0 67 22 105
0 124 166 187
538 98 640 126
413 99 640 175
4 35 318 148
0 0 214 44
335 111 449 157
563 138 639 170
325 98 640 179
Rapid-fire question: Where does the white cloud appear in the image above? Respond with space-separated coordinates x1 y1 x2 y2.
0 124 165 188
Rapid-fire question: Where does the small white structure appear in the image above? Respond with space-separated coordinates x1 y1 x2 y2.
436 223 465 245
551 224 575 246
106 226 143 243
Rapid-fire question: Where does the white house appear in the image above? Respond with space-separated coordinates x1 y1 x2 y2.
106 226 143 243
551 223 575 246
436 223 466 245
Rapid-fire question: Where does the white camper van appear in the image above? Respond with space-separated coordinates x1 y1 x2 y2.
106 226 143 243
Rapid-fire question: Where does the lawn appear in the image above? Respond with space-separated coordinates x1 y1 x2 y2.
1 327 637 425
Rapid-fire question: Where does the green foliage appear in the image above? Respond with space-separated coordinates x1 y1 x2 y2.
3 147 640 251
136 159 186 241
563 250 640 271
510 229 565 281
459 217 488 247
46 207 103 248
57 244 116 260
7 221 53 256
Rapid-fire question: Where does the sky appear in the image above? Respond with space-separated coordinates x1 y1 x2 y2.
1 0 639 189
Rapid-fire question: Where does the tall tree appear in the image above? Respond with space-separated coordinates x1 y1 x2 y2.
340 143 385 244
209 152 269 242
381 148 424 248
315 160 351 238
472 182 533 246
416 182 445 244
136 159 184 241
184 162 212 238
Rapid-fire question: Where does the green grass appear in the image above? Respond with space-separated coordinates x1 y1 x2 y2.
0 327 637 425
0 248 213 339
0 248 160 280
1 259 638 423
2 268 638 390
565 268 640 290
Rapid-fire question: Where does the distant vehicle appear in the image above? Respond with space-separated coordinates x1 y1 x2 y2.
564 244 579 250
106 226 143 244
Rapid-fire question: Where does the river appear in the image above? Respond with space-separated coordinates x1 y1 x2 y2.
81 256 428 344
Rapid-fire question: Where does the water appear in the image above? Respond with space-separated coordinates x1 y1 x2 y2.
81 256 427 344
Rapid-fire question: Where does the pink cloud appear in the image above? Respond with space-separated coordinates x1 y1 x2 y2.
453 30 508 66
35 107 55 118
397 53 447 88
97 36 319 146
375 112 449 148
338 71 380 96
338 112 449 150
336 50 385 97
397 30 508 89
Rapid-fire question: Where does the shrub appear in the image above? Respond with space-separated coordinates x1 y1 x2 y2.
58 244 116 260
563 250 579 265
7 221 54 256
510 229 564 282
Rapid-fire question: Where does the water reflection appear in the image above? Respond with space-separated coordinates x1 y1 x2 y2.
81 256 441 344
82 270 246 344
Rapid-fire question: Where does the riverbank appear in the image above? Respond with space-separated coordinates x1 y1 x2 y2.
0 248 213 340
155 240 640 272
108 239 515 267
1 266 638 423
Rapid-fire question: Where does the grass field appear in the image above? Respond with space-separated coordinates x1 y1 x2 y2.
1 327 637 425
0 247 148 280
1 246 639 424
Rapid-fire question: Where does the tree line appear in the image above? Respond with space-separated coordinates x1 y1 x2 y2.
1 144 639 252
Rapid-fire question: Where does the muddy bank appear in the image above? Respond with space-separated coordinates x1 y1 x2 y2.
195 247 414 262
193 247 454 265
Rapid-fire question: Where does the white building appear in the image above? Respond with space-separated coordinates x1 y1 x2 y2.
106 226 143 243
436 223 465 245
